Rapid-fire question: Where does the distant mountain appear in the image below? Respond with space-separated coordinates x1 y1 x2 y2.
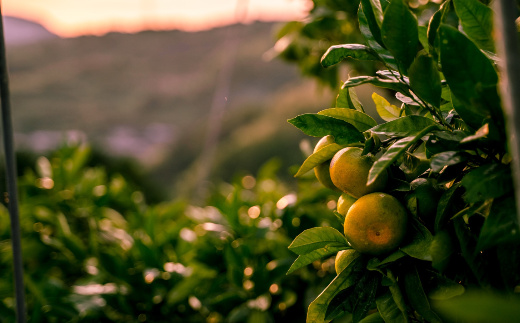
3 16 58 46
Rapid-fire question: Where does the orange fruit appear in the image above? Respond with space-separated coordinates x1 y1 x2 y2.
329 147 387 198
313 135 338 190
337 193 357 216
334 249 360 274
344 192 408 256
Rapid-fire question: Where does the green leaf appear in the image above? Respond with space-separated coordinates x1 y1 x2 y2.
403 265 442 323
476 196 520 251
288 227 349 255
359 312 385 323
359 0 384 48
433 291 520 323
288 114 365 145
435 184 462 232
321 44 380 68
418 26 429 52
439 24 500 129
400 218 434 261
294 143 344 177
369 0 384 27
381 0 419 71
430 230 455 272
372 92 400 121
337 87 365 112
427 272 465 300
287 246 348 275
318 108 377 132
367 125 438 185
409 54 441 108
369 115 440 137
325 272 380 322
430 151 468 173
307 257 364 323
367 250 407 269
358 2 399 70
376 291 408 323
343 76 409 93
453 0 495 52
453 217 488 285
461 163 513 203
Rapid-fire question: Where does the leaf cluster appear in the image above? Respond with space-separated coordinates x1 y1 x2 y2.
287 0 520 322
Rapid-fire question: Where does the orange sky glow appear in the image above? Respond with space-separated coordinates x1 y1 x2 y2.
3 0 312 37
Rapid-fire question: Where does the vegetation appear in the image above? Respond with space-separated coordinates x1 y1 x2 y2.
0 143 345 322
286 0 520 322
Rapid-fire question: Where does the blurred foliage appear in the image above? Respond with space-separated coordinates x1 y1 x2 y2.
273 0 444 88
0 143 348 322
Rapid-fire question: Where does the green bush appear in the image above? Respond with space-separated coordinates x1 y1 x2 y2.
0 143 347 322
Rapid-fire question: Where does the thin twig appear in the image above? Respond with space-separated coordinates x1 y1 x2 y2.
0 4 26 322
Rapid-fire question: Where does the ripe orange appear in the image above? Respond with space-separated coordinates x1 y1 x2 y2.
329 147 387 198
343 192 408 256
313 135 338 190
334 249 360 274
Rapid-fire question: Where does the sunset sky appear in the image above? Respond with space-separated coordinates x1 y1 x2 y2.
3 0 312 37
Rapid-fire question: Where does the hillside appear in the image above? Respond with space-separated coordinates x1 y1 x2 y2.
3 16 58 46
7 22 336 196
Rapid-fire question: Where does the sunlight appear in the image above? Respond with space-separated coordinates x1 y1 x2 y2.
3 0 311 37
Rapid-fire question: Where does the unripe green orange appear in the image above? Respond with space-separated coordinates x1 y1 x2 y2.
313 135 338 190
330 147 387 198
337 193 357 216
335 249 360 274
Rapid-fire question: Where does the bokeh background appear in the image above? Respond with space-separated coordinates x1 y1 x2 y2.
3 0 338 201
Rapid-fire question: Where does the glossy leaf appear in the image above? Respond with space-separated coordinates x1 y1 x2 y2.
430 151 468 172
318 108 377 132
287 246 348 275
369 115 440 137
376 291 408 323
359 312 385 323
435 184 462 232
336 87 365 112
294 143 344 177
476 196 520 251
381 0 419 71
325 272 380 322
288 114 365 144
461 163 513 203
409 54 441 108
307 257 364 322
400 218 434 261
358 2 398 70
453 0 494 52
439 24 499 129
427 271 465 300
430 230 455 272
359 0 384 48
418 26 429 52
403 265 442 323
343 76 409 93
288 227 349 255
372 92 400 121
367 125 438 185
321 44 380 68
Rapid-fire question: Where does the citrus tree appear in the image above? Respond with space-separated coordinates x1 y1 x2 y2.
287 0 520 322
